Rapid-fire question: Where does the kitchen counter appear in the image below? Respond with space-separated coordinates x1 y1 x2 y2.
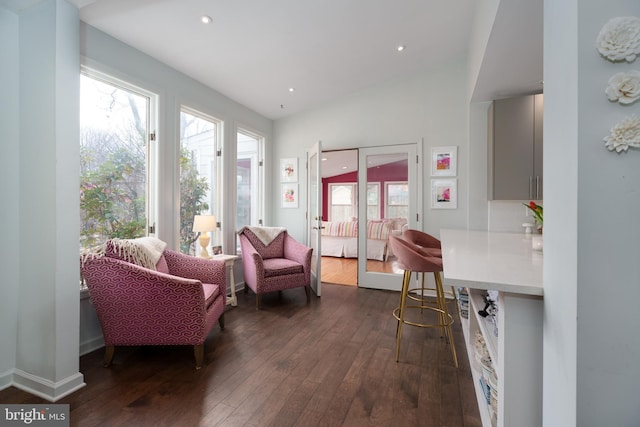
440 228 543 427
440 228 543 296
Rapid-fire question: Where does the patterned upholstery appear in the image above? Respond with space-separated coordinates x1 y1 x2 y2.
238 227 312 309
81 243 226 369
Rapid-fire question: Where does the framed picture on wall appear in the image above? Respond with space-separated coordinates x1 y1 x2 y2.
281 183 299 208
280 158 298 182
431 179 457 209
431 146 457 176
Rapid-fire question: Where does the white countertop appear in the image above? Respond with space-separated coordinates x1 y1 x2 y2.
440 229 543 296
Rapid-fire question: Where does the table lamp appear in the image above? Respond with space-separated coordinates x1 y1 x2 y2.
192 215 217 259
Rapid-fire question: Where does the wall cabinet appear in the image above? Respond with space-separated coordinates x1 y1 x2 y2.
491 94 543 200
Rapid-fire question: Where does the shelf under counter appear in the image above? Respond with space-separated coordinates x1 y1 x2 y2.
441 229 543 427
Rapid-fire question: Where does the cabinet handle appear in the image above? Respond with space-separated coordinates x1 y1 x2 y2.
536 176 541 200
529 176 533 200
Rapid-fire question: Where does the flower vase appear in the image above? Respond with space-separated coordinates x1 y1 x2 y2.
531 229 543 251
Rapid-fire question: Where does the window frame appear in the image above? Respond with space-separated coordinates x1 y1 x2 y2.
384 180 409 219
79 65 159 243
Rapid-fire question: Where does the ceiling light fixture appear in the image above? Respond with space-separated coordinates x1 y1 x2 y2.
201 15 212 24
397 45 405 52
289 87 295 92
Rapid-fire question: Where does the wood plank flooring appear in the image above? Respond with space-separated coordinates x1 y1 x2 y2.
0 284 481 427
321 256 402 286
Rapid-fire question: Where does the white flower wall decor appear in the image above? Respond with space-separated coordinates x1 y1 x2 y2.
596 16 640 63
606 70 640 104
603 115 640 153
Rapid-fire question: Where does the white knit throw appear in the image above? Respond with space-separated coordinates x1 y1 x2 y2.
81 237 167 271
238 226 286 246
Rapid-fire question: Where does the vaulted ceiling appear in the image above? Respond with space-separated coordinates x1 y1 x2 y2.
4 0 542 120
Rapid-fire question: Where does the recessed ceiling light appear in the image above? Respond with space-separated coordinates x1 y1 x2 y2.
201 15 212 24
342 166 348 169
289 87 295 92
321 158 327 161
397 45 405 52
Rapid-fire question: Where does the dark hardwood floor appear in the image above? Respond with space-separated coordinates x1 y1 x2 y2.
0 284 481 427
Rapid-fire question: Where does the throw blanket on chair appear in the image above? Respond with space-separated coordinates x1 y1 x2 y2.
238 226 286 246
81 237 167 270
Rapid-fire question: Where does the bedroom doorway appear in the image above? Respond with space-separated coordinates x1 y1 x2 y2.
319 144 419 289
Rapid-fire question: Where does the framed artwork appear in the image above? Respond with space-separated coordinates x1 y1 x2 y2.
281 183 299 208
431 179 457 209
280 158 298 182
211 245 222 256
431 146 457 176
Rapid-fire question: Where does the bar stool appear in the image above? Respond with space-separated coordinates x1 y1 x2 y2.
389 235 458 367
402 229 459 317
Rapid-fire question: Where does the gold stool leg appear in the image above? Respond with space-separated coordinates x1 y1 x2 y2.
435 272 458 368
395 270 411 362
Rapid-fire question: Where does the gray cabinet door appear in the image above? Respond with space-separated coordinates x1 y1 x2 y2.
492 95 539 200
533 94 543 200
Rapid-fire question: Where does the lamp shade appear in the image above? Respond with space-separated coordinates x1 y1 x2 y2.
192 215 217 233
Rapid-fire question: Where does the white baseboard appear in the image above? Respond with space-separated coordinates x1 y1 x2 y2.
80 335 104 356
0 369 13 391
12 369 85 402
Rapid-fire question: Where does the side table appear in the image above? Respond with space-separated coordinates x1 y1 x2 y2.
211 254 239 307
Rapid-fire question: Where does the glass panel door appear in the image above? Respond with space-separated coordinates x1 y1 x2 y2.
307 141 322 296
357 144 419 290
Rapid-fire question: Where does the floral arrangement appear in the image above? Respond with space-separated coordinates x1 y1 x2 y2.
596 16 640 63
606 70 640 105
523 201 543 226
604 115 640 152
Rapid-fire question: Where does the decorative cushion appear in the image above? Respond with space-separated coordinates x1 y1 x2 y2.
321 221 358 237
367 220 390 240
263 258 304 278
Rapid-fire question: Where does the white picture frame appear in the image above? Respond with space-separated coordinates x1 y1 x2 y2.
281 183 299 208
280 157 298 182
431 179 457 209
431 146 457 176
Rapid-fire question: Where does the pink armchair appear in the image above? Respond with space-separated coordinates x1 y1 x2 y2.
238 227 312 309
81 241 226 369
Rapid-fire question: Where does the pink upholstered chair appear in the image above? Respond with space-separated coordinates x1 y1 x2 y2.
81 240 226 369
238 227 312 309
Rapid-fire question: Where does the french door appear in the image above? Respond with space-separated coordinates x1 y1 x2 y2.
357 144 421 291
307 141 322 296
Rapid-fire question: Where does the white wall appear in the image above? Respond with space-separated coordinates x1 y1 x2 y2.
0 6 20 390
544 0 640 425
272 58 470 241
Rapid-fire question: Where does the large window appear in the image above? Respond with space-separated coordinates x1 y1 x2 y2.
79 71 156 250
329 183 356 221
236 129 264 249
385 181 409 218
179 108 222 255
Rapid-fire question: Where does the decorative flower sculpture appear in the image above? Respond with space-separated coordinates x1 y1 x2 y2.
606 70 640 104
603 115 640 153
596 16 640 63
